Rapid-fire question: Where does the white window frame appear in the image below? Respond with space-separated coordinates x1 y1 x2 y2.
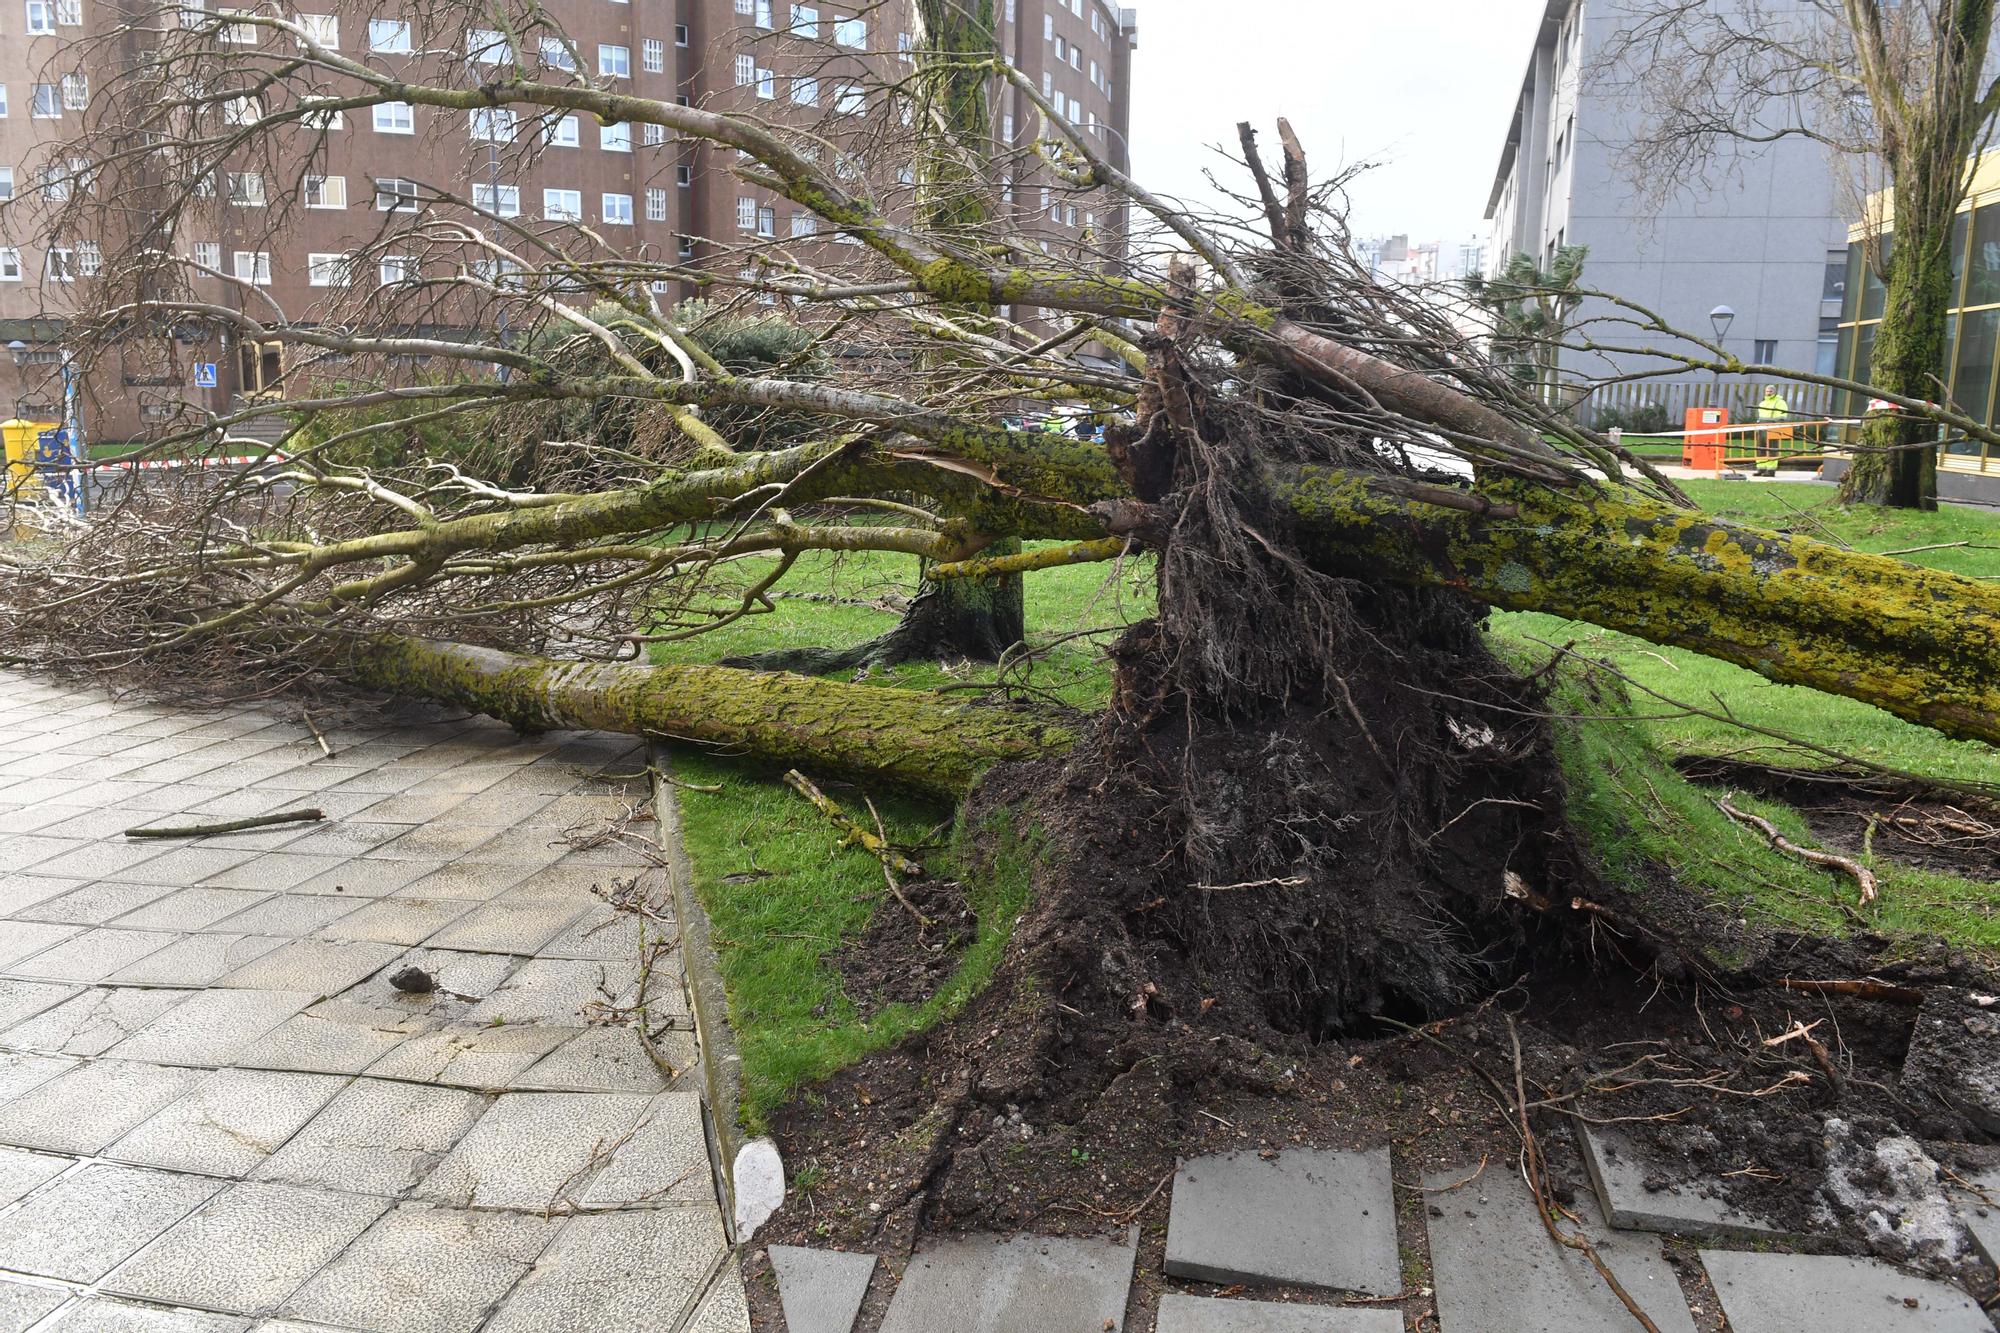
54 0 78 24
736 195 756 230
790 3 817 37
471 182 520 216
791 75 817 107
0 248 20 281
30 84 60 118
540 36 576 69
734 53 755 86
231 249 271 285
757 204 774 236
467 27 511 64
306 251 351 287
191 240 220 270
0 167 13 201
216 6 256 42
302 173 345 207
645 186 667 221
833 15 864 47
24 0 54 34
642 122 665 146
602 192 632 225
367 17 409 52
225 170 265 205
598 43 629 77
542 187 582 221
642 38 663 72
46 246 74 283
378 255 410 285
373 101 414 134
600 122 630 152
545 114 579 147
0 86 10 118
835 83 863 115
755 67 775 99
470 107 515 142
297 12 337 47
60 73 87 111
374 177 417 210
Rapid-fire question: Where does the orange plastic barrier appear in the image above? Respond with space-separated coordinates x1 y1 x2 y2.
1682 407 1729 471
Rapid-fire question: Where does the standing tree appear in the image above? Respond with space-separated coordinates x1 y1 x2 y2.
1466 244 1589 401
1600 0 2000 510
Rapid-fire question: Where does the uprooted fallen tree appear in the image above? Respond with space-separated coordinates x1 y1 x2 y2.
4 6 2000 1283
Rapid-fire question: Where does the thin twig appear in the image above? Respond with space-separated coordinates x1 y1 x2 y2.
125 807 324 838
1715 796 1877 904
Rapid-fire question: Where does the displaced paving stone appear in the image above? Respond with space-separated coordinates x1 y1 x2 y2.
393 861 540 902
0 1058 202 1153
106 1067 348 1177
107 933 286 988
538 907 646 961
1901 989 2000 1138
512 1026 674 1094
482 1209 728 1333
684 1266 751 1333
769 1245 876 1333
0 1162 221 1281
879 1230 1138 1333
107 989 316 1065
313 895 476 946
364 1023 575 1090
103 1181 391 1315
214 939 403 994
576 1091 712 1207
5 927 177 982
1940 1159 2000 1266
285 1201 559 1333
109 888 272 933
1424 1165 1696 1333
426 898 590 955
252 1078 488 1196
36 1297 251 1332
460 957 644 1025
1579 1126 1790 1241
1154 1295 1401 1332
209 894 365 939
416 1090 654 1210
1165 1148 1397 1295
0 1279 68 1333
231 998 434 1075
0 984 181 1055
1700 1250 1993 1332
0 1143 70 1205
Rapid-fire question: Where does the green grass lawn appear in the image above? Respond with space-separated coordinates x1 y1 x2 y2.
658 486 2000 1126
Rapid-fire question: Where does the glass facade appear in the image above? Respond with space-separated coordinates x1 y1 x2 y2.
1839 204 2000 471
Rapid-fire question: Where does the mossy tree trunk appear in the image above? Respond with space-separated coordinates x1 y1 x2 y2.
1838 202 1949 509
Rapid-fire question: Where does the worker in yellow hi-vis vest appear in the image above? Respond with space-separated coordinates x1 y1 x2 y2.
1755 385 1792 476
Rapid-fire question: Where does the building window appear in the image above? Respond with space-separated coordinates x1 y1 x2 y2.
306 252 351 286
225 171 265 205
836 83 863 114
302 173 345 207
467 28 511 64
598 43 629 77
543 188 581 220
603 192 632 224
232 249 271 285
31 84 59 118
642 38 664 72
734 53 755 86
645 186 667 221
374 177 417 209
54 0 77 23
192 240 220 269
642 122 664 145
217 6 257 41
756 67 775 99
373 101 414 134
540 35 576 69
222 94 260 124
0 248 19 281
1054 35 1066 60
379 255 409 284
60 74 87 111
470 108 515 141
1001 112 1013 141
46 246 74 282
0 168 12 201
1043 12 1052 39
600 122 631 152
833 14 864 47
25 0 53 33
545 114 579 147
367 17 408 51
302 105 342 130
791 3 817 36
754 0 773 26
1753 338 1778 365
734 0 752 11
790 211 815 238
791 76 817 106
736 195 756 230
675 23 689 46
297 11 336 46
0 86 10 118
1040 70 1051 98
758 204 775 236
676 165 692 185
472 182 519 215
897 30 911 60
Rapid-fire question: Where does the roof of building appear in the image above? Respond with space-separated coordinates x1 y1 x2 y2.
1484 0 1574 220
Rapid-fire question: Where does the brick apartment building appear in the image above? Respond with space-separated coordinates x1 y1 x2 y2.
0 0 1137 442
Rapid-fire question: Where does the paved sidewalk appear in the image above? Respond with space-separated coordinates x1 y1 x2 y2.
0 673 747 1332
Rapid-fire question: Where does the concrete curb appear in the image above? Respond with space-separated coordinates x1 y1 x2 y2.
648 741 783 1242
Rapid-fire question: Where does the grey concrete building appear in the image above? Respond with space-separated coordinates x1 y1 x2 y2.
1484 0 1851 409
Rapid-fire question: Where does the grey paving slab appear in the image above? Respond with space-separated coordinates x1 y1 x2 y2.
0 1161 221 1281
0 1058 202 1153
347 948 524 1005
482 1208 728 1333
107 1067 350 1177
685 1266 751 1333
284 1202 560 1333
461 826 574 869
372 823 503 860
415 1090 654 1210
363 1023 575 1090
1424 1166 1696 1333
0 984 191 1055
1699 1250 1992 1331
0 921 83 971
346 794 469 825
103 1181 391 1315
0 1279 68 1333
19 879 177 925
0 1051 76 1103
515 1026 676 1094
1154 1295 1402 1332
3 926 179 982
24 840 172 881
1943 1162 2000 1266
202 854 352 893
111 887 274 932
0 872 84 913
391 861 537 902
878 1230 1139 1333
287 858 442 898
460 957 644 1025
496 865 618 904
231 998 436 1075
1165 1148 1397 1295
0 1143 70 1205
426 898 590 956
275 822 421 860
537 907 647 961
253 1077 489 1196
107 989 317 1065
107 933 287 988
0 834 90 868
0 978 79 1030
769 1244 876 1333
101 846 265 886
214 939 403 993
36 1298 252 1332
575 1090 711 1207
312 895 475 946
209 894 366 939
1579 1126 1790 1241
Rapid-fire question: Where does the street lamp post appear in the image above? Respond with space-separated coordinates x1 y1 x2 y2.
1709 304 1736 410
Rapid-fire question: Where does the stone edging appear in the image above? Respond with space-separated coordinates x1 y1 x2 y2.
649 740 770 1240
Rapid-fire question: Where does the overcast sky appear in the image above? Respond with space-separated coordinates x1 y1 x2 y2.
1124 0 1548 252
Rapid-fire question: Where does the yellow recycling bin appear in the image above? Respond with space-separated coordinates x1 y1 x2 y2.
3 418 56 502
